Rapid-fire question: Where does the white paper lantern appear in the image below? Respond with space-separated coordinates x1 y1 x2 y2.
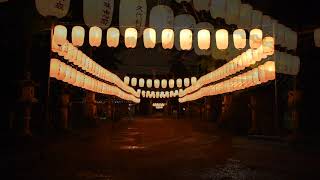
176 79 182 88
139 78 145 87
154 79 160 88
226 0 241 25
169 79 175 88
251 10 262 28
314 28 320 47
83 0 114 29
197 29 211 50
262 37 274 56
107 27 120 48
156 91 160 98
161 79 167 88
250 29 263 49
216 29 229 50
149 5 174 43
194 22 214 56
125 28 138 48
89 26 102 47
180 29 193 50
143 28 156 48
239 4 252 29
170 91 174 97
162 29 175 49
147 79 152 88
124 76 130 85
141 90 146 97
233 29 246 49
174 14 196 50
53 25 67 45
191 77 197 85
184 78 190 87
193 0 210 11
35 0 70 18
71 26 85 47
119 0 147 37
131 77 137 86
210 0 227 19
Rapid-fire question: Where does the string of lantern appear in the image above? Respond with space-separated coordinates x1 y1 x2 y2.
179 61 276 103
137 89 184 99
123 76 197 89
50 58 140 103
52 27 139 98
152 103 167 109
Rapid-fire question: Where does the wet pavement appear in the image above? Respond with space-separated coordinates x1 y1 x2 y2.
2 115 320 179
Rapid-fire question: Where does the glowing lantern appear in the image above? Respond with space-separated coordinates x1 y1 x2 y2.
83 0 114 29
216 29 229 50
131 78 137 86
174 14 196 50
139 78 145 87
147 79 152 88
193 0 210 11
141 90 146 97
71 26 85 47
239 4 252 29
149 5 174 43
170 91 174 97
194 22 214 55
75 72 85 87
146 91 150 98
226 0 241 25
125 28 138 48
124 76 130 85
176 79 182 88
143 28 156 48
162 29 174 49
53 25 67 45
156 92 160 98
107 27 120 48
50 59 61 78
233 29 246 49
251 10 262 28
314 28 320 47
70 68 77 85
165 91 169 98
169 79 175 88
57 62 67 81
35 0 70 18
262 37 274 56
250 29 262 49
154 79 160 88
210 0 226 19
264 61 276 81
161 79 167 88
180 29 193 50
184 78 190 87
89 26 102 47
197 29 211 50
191 77 197 85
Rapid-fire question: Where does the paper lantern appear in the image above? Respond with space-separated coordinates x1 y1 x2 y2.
57 62 67 81
139 78 145 87
35 0 70 18
176 79 182 88
174 14 196 51
180 29 193 50
107 27 120 48
147 79 152 88
251 10 262 28
170 91 174 97
193 0 210 11
149 5 174 43
161 79 167 88
162 29 174 49
216 29 229 50
50 59 60 78
156 91 160 98
143 28 156 48
314 28 320 47
53 25 67 45
250 29 262 49
119 0 147 37
124 76 130 85
75 72 85 87
154 79 160 88
71 26 85 47
233 29 246 49
89 26 102 47
194 22 214 56
125 28 138 48
169 79 175 88
191 77 197 85
141 90 146 97
165 91 169 98
184 78 190 87
226 0 241 25
210 0 226 19
262 15 273 36
131 78 137 86
262 37 274 56
197 29 211 50
239 4 252 29
83 0 114 29
264 61 276 81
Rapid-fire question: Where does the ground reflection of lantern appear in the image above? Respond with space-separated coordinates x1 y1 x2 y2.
139 78 145 87
124 76 130 85
250 29 263 49
54 25 67 45
107 27 120 48
184 78 190 87
131 78 137 86
233 29 246 49
89 26 102 47
72 26 85 47
176 79 182 88
143 28 156 48
169 79 175 88
180 29 193 50
161 79 167 88
216 29 229 50
147 79 152 88
162 29 174 49
262 37 274 56
125 28 138 48
198 29 211 50
154 79 160 88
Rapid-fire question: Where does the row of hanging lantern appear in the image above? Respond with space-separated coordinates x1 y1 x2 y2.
137 89 184 99
184 38 274 95
152 103 167 109
274 51 300 76
179 61 276 103
175 0 297 50
123 77 197 89
51 36 139 98
50 58 140 103
54 25 273 51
